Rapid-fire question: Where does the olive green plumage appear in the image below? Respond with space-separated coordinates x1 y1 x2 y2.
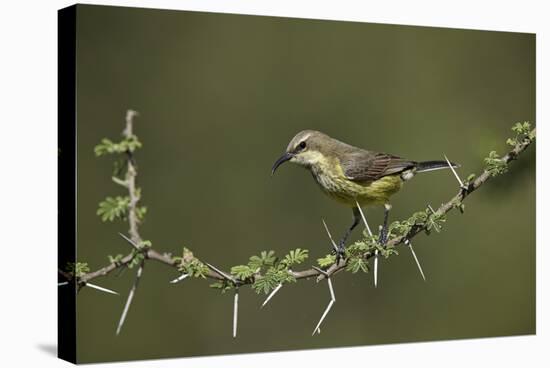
271 130 457 208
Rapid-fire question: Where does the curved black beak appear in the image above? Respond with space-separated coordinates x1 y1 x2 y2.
271 152 293 176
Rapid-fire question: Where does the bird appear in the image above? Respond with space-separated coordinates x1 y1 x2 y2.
271 130 458 261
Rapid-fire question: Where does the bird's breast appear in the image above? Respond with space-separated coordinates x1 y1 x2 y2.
309 158 403 207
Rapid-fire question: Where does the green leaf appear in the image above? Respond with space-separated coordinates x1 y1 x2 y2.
426 212 446 233
378 246 398 258
507 122 533 149
388 220 411 239
94 135 142 157
247 250 276 270
346 234 378 259
210 280 234 293
65 262 90 278
317 254 336 268
230 265 254 280
128 252 145 269
173 248 209 278
484 151 508 177
282 248 309 266
252 276 279 294
122 135 142 152
454 202 466 214
136 206 147 221
251 266 294 294
346 257 369 273
108 254 124 264
94 138 115 157
96 196 130 222
139 240 152 248
512 121 531 135
183 259 209 278
506 138 517 146
407 211 429 226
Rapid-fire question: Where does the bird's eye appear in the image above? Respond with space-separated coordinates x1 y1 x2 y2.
299 141 306 150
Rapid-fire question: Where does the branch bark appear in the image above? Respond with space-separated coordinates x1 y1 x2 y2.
123 109 142 246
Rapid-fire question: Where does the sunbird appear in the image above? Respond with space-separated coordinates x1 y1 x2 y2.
271 130 458 259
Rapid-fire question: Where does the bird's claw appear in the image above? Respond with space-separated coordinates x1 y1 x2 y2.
378 213 390 247
378 230 387 247
333 241 346 264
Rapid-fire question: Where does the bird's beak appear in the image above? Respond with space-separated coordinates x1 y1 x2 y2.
271 152 294 176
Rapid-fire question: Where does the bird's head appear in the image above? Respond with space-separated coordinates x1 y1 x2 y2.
271 130 331 175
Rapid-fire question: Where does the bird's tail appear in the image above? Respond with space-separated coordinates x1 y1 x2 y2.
416 160 459 173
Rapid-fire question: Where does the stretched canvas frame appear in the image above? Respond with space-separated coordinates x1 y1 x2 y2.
58 4 536 364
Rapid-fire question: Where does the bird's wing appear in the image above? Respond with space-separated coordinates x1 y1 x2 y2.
340 150 416 182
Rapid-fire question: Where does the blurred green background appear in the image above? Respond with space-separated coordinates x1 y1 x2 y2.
74 5 535 364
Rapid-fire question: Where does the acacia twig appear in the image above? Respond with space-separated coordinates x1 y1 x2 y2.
123 109 142 246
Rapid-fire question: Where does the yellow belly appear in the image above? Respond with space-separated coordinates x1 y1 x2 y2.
311 159 404 207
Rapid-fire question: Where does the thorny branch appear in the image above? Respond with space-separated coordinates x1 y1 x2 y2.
317 126 536 281
124 110 142 246
60 111 535 336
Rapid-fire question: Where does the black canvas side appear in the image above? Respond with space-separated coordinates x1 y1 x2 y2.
58 4 77 364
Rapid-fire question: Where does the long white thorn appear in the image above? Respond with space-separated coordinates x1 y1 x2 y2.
58 282 69 287
356 200 378 287
205 262 235 283
444 155 466 189
312 278 336 336
86 283 119 295
169 273 189 284
355 201 373 236
116 264 144 335
313 301 334 335
233 289 239 338
321 218 339 252
406 240 426 281
261 283 283 308
118 232 140 250
374 250 379 287
327 277 335 300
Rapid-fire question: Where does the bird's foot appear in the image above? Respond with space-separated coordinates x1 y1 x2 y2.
378 203 391 247
378 225 388 246
333 240 346 264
